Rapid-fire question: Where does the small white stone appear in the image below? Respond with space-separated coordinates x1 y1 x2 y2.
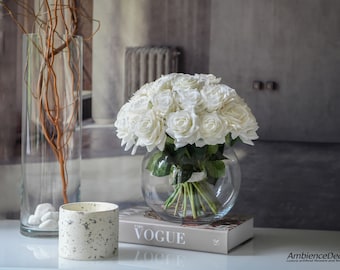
27 215 41 226
34 203 56 220
41 211 59 222
38 219 58 229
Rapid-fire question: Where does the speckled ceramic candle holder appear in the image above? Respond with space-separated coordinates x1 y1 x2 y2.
58 202 119 260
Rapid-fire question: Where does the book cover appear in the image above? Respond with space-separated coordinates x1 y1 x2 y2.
119 206 254 254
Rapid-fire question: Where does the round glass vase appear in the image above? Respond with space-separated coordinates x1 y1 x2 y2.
20 34 83 237
141 144 241 224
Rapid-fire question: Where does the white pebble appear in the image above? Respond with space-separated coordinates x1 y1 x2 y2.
34 203 56 220
27 215 41 226
39 219 58 229
41 211 59 222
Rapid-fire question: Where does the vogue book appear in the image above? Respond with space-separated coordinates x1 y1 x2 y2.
119 206 254 254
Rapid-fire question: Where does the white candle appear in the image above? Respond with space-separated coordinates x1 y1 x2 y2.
58 202 119 260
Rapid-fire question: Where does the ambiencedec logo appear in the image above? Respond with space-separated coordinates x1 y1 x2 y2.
286 252 340 263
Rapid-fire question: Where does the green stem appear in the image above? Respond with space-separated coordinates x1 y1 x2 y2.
192 182 219 214
163 181 221 219
196 189 206 212
188 183 197 219
183 184 187 217
164 184 180 207
174 186 183 215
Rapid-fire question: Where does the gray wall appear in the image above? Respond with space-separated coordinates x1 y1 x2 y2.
86 0 340 231
210 0 340 143
92 0 340 142
0 1 21 163
3 0 340 154
208 0 340 230
92 0 211 123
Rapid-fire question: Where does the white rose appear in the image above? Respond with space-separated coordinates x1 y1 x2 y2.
166 110 199 148
128 95 151 113
174 88 205 113
156 73 179 89
145 81 163 98
196 112 229 147
152 89 177 116
237 114 259 145
219 96 259 145
144 74 178 100
172 74 203 90
134 110 166 154
194 73 221 85
114 103 137 151
115 73 259 153
201 84 233 112
130 83 150 101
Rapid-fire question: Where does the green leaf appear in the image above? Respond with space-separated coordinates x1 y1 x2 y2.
166 135 175 145
146 151 172 177
146 151 162 171
164 136 176 153
225 133 232 146
206 175 218 185
170 164 193 184
192 145 207 161
207 145 219 155
225 133 240 147
205 160 225 179
181 164 194 182
207 145 226 161
173 146 192 165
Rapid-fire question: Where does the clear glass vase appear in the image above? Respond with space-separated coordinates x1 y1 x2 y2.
20 34 83 237
141 144 241 224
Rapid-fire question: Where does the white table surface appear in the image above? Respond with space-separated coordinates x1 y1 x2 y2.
0 220 339 270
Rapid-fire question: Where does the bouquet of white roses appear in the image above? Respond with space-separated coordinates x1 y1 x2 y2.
114 73 258 220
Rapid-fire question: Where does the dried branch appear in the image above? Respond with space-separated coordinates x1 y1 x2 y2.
1 0 97 204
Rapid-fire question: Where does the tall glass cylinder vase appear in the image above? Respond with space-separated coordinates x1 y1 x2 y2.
21 34 83 237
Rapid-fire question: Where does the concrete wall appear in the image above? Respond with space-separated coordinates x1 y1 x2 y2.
0 2 21 163
4 0 340 149
92 0 211 123
92 0 340 142
210 0 340 142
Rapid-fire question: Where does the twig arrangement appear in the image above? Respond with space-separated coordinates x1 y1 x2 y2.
1 0 99 203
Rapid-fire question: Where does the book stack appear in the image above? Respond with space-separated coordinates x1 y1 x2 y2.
119 206 254 254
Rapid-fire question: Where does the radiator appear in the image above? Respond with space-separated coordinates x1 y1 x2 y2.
125 47 180 100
